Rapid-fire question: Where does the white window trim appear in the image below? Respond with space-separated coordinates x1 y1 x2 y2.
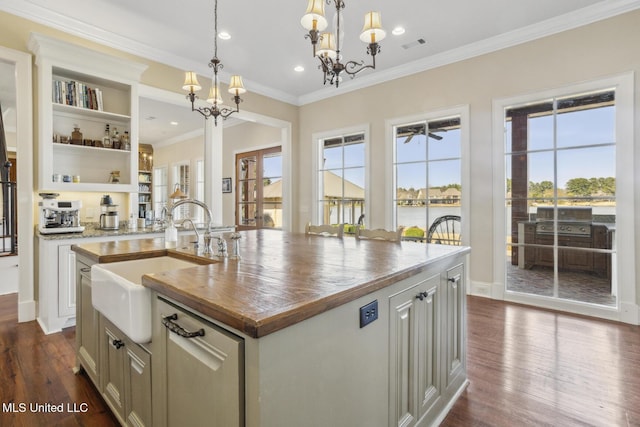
152 164 168 215
385 106 470 241
310 124 370 226
491 72 637 324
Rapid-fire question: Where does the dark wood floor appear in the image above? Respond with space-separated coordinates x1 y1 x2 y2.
0 293 638 426
443 296 640 427
0 293 118 427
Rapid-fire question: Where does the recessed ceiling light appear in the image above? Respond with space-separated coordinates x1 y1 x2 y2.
392 26 406 36
170 121 179 126
218 32 231 40
294 65 304 72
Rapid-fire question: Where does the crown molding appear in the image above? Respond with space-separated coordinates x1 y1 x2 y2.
2 0 639 106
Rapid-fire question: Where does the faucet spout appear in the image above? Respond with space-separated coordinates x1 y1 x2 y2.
170 199 215 254
182 218 200 250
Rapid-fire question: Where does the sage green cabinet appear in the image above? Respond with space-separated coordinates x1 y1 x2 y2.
75 255 99 386
153 297 244 427
101 316 152 427
444 264 466 396
389 263 466 427
389 273 441 427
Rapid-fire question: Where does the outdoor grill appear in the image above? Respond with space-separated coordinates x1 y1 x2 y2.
535 206 592 237
520 205 611 280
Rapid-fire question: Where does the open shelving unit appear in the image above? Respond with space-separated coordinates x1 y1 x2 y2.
29 33 148 193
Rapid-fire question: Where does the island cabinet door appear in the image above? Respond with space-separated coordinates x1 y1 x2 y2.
443 264 466 397
155 298 244 427
389 273 441 427
76 258 99 387
124 340 152 427
101 317 127 423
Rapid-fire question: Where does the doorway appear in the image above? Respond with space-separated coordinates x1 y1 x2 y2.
493 73 636 323
0 46 34 320
235 146 282 230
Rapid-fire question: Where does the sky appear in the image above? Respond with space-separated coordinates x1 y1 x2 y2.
506 105 616 188
310 103 614 192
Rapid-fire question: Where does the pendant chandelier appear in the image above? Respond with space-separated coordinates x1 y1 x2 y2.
301 0 386 88
182 0 246 125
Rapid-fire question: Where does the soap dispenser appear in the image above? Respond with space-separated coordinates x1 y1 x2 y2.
164 216 177 249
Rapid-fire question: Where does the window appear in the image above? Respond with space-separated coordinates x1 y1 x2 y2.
392 116 462 238
194 159 205 224
317 132 365 227
504 89 617 306
172 162 190 220
152 166 167 218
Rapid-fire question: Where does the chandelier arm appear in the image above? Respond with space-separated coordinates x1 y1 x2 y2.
343 61 373 77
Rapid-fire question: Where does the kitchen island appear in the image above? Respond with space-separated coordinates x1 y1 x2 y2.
72 229 470 427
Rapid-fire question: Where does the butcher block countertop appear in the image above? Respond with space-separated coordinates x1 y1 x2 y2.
72 229 470 338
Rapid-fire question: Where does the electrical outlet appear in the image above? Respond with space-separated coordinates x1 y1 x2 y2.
359 300 378 328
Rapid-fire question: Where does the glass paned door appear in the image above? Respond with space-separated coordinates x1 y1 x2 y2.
504 89 616 307
236 146 282 230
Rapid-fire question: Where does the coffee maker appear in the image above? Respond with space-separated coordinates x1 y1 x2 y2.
39 197 85 234
99 194 120 230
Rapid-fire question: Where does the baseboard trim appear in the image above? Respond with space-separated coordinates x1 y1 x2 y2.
18 299 36 323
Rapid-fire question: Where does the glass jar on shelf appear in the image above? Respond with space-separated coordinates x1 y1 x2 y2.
121 131 130 151
102 124 112 148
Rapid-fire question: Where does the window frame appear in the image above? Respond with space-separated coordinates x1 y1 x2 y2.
386 106 470 241
311 124 370 227
152 165 167 218
492 73 635 322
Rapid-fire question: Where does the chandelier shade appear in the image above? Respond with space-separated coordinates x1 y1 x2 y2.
301 0 385 88
360 11 386 43
182 71 202 92
301 0 328 31
206 85 223 105
228 75 247 95
316 32 337 59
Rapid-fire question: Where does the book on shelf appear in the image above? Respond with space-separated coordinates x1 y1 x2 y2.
52 79 104 111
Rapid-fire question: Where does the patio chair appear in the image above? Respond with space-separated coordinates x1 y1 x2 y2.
426 215 461 245
356 227 404 242
305 223 343 238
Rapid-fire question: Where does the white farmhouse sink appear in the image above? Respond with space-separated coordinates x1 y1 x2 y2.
91 256 199 343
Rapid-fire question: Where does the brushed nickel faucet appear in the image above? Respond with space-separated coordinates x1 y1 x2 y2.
170 199 215 254
182 218 200 251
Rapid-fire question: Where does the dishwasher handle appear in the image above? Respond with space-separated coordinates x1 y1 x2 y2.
162 313 205 339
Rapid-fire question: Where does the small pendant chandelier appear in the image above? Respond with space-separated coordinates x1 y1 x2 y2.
182 0 246 125
301 0 386 88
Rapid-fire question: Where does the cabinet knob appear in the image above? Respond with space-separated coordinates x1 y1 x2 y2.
415 291 428 301
448 277 457 283
112 339 124 349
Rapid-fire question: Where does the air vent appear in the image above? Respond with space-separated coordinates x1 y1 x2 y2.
401 39 427 50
